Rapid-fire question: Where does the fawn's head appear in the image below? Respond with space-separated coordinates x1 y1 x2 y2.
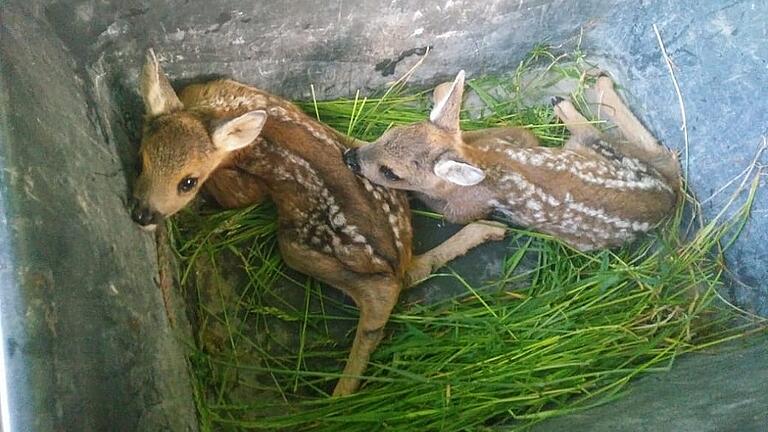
131 50 267 229
344 71 486 194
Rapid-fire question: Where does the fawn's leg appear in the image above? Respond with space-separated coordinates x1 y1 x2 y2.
595 75 660 154
334 219 507 394
552 96 600 138
595 74 681 183
405 220 507 287
332 278 400 396
552 96 617 158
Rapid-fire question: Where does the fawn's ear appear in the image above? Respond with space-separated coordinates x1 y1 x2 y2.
140 49 184 117
429 70 465 133
211 110 268 153
433 152 485 186
431 81 453 106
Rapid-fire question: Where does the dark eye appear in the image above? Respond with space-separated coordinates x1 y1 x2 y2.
379 165 401 181
177 176 198 193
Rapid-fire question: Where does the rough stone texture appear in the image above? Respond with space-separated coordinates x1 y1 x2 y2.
0 4 198 431
582 0 768 317
44 0 608 98
0 0 766 430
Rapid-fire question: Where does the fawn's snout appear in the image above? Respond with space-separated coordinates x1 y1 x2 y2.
130 198 161 228
343 149 362 173
129 48 270 232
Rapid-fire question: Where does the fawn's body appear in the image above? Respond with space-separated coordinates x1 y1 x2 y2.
346 72 681 251
130 51 505 395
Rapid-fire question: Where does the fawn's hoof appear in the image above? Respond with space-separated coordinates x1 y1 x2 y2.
550 96 565 106
596 73 614 90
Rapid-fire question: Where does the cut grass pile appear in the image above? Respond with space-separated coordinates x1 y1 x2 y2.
168 46 764 431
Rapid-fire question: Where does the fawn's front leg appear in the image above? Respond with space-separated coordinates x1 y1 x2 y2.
405 220 507 286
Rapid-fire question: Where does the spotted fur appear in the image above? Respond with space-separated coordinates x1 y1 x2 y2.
350 72 681 251
132 52 505 396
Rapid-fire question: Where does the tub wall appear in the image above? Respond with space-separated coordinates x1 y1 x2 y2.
0 0 765 430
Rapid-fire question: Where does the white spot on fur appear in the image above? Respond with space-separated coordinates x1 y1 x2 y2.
331 213 346 227
388 214 399 229
526 200 542 211
503 148 671 192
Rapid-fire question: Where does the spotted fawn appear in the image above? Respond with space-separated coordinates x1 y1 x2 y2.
345 71 680 251
130 51 506 395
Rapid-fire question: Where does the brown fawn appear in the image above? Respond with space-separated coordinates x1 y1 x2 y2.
344 71 681 251
130 50 506 396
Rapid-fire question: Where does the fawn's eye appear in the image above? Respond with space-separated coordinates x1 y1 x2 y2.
379 165 401 181
177 176 199 193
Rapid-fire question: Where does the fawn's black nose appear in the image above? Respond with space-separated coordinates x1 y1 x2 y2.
130 200 160 226
343 149 361 173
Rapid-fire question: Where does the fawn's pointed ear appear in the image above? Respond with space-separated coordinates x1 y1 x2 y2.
431 81 453 106
429 70 465 132
211 110 268 153
140 49 183 117
433 153 485 186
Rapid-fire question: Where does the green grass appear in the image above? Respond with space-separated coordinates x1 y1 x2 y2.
168 46 765 431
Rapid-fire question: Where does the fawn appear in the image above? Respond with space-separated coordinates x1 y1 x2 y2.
344 71 681 251
130 50 506 396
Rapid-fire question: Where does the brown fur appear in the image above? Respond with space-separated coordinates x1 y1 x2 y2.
351 71 681 251
131 50 507 396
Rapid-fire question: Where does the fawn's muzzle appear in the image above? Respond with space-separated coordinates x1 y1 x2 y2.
130 200 161 227
343 149 361 173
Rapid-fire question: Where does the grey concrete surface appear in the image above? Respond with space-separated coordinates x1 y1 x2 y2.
40 0 767 315
1 0 766 430
531 335 768 432
0 4 198 431
581 0 768 318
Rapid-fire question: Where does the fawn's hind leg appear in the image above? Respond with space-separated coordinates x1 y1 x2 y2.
332 276 400 396
279 239 400 397
595 75 659 153
595 74 681 183
333 219 508 395
552 96 621 160
552 96 600 140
